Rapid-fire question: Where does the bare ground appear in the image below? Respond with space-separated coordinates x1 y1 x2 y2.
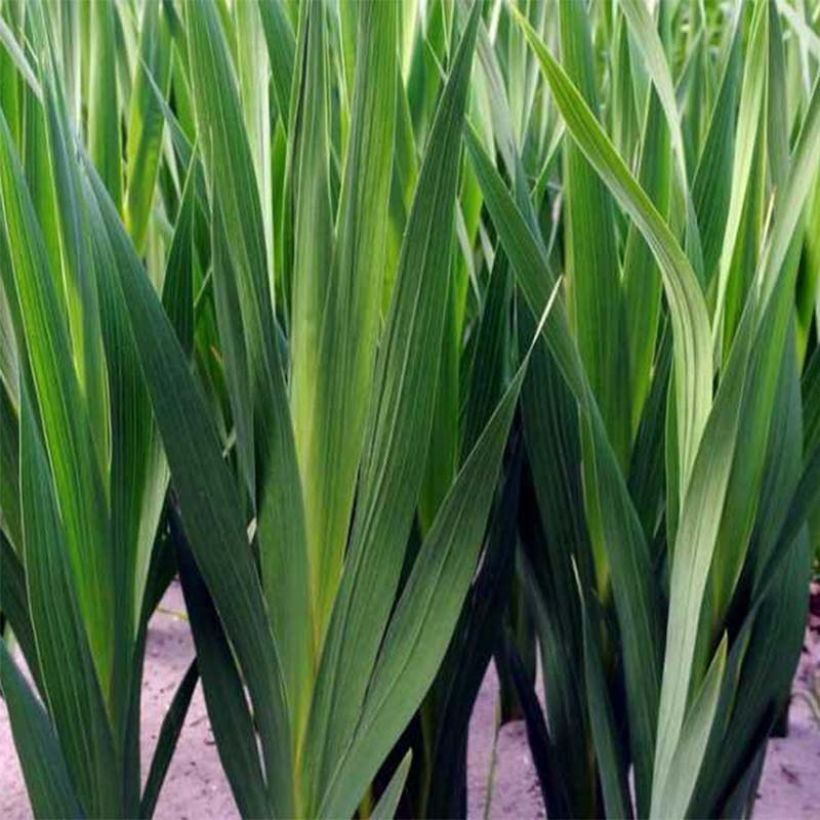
1 581 818 819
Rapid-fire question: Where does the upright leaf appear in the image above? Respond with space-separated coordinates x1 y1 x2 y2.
125 0 173 251
88 0 122 209
299 0 397 643
87 165 293 817
0 643 83 820
0 109 112 689
18 386 118 817
304 8 480 811
185 0 310 735
559 0 630 467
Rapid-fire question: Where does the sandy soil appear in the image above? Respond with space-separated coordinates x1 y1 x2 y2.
1 581 818 819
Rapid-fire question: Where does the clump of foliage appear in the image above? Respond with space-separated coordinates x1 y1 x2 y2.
0 1 818 819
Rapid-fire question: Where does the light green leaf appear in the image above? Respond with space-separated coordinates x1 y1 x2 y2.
124 0 173 252
299 0 398 644
651 638 727 818
88 0 122 210
304 7 481 811
558 0 630 467
0 108 113 690
185 0 310 738
19 385 118 816
515 7 712 496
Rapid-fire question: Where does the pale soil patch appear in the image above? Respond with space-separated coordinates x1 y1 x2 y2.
1 581 818 819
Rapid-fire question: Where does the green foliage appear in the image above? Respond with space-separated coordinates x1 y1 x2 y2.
0 1 817 819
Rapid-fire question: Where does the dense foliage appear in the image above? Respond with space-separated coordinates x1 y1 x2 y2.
0 1 818 818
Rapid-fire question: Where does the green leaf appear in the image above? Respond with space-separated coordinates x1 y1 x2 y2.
466 123 662 815
0 532 42 692
139 660 199 819
0 380 21 550
35 54 111 476
504 631 568 818
692 12 743 284
577 573 633 820
318 279 557 819
371 751 412 820
88 0 122 210
257 0 296 126
518 307 594 817
174 523 269 819
425 435 522 819
161 158 197 357
185 0 310 741
623 89 671 437
713 0 769 344
304 7 480 811
651 638 727 818
293 14 333 512
18 385 118 816
235 0 274 286
0 108 113 691
418 277 459 531
462 252 512 457
654 78 820 802
515 8 713 493
124 0 173 252
617 0 704 275
299 0 397 645
558 0 630 467
0 643 83 819
86 162 293 817
0 12 41 100
288 0 333 439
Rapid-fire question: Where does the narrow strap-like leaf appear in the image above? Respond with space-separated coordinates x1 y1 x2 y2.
139 659 199 819
19 385 119 817
87 0 122 209
515 9 713 493
712 0 769 346
0 106 113 693
0 643 84 819
317 282 559 819
257 0 296 126
173 519 270 819
651 638 727 818
185 0 311 735
297 0 398 651
0 531 42 693
125 0 173 252
618 0 704 276
654 78 820 801
692 10 743 284
86 162 292 817
371 751 412 820
0 380 21 550
558 0 630 467
304 8 481 810
576 574 633 819
503 633 569 819
466 123 662 812
426 436 522 819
